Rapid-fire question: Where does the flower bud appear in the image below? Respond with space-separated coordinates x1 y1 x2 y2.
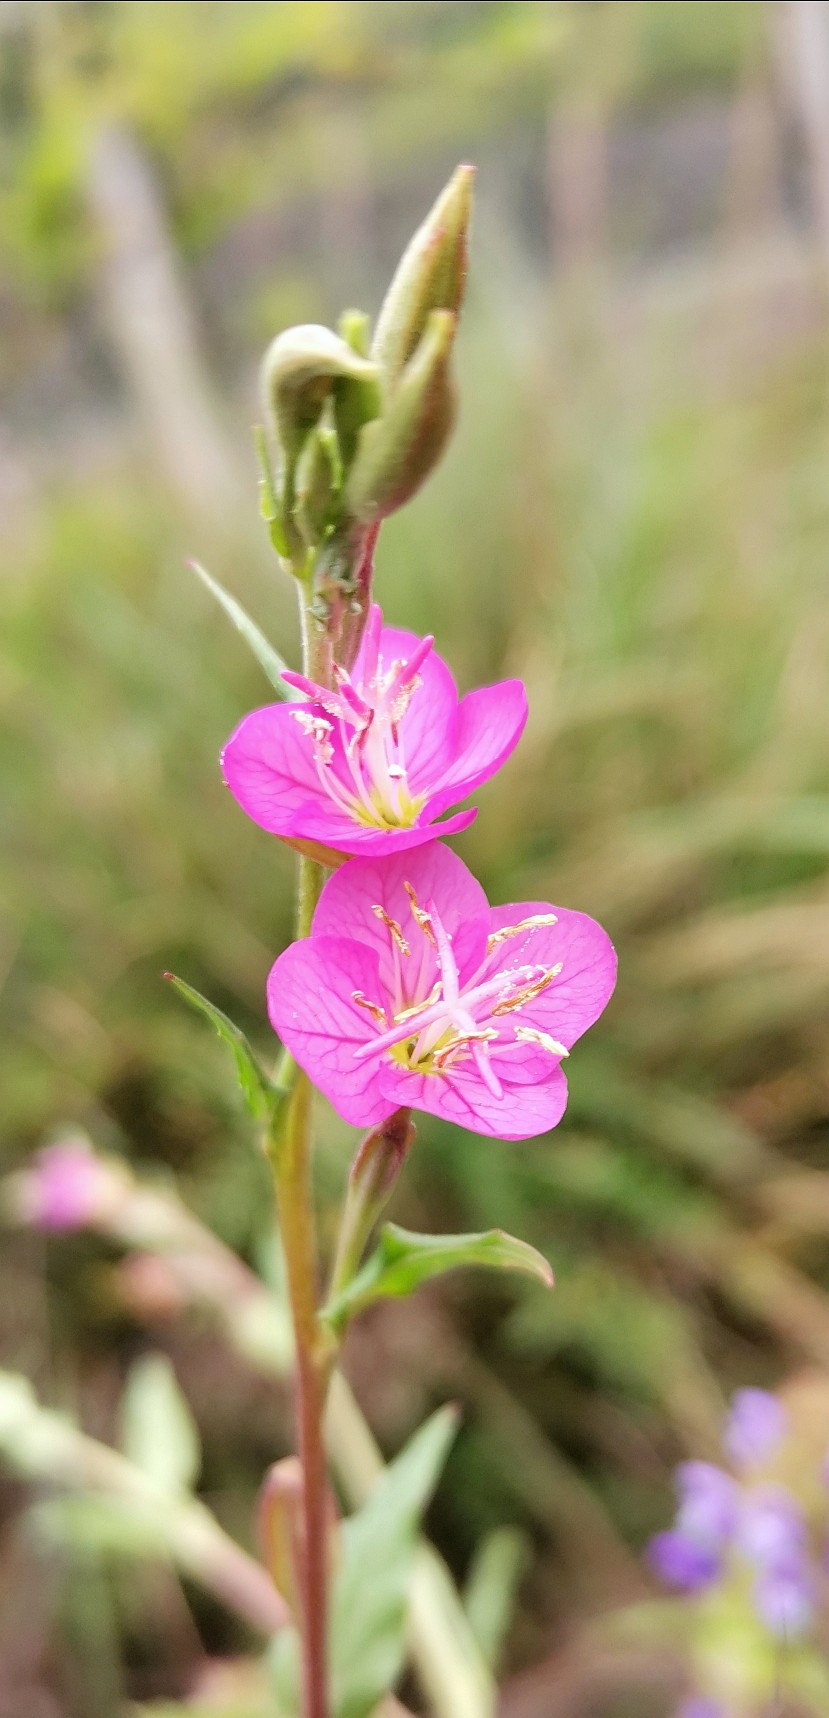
345 309 456 523
261 324 378 463
372 164 474 385
293 425 337 548
258 1457 304 1615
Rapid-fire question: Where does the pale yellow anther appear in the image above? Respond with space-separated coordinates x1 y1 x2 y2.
393 981 441 1024
486 913 558 953
370 904 411 956
403 879 436 945
351 990 387 1025
514 1025 569 1058
491 967 558 1016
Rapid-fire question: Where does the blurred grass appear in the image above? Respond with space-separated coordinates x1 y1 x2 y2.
3 0 829 1710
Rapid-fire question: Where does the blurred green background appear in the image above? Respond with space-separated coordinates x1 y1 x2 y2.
4 1 829 1712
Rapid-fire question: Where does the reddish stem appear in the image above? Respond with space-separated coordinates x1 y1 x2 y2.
274 1071 330 1718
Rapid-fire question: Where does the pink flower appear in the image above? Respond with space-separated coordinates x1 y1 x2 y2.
20 1142 123 1232
267 845 616 1138
222 605 527 856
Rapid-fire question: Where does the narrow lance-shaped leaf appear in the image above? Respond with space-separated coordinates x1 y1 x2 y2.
188 559 299 699
269 1408 459 1717
120 1354 201 1497
322 1222 553 1332
165 973 278 1121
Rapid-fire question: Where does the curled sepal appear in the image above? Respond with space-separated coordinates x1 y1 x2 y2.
372 164 474 384
346 309 456 523
261 323 379 462
164 973 280 1122
322 1221 553 1334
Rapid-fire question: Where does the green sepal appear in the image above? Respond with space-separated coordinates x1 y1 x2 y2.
165 973 280 1122
322 1222 553 1333
345 309 457 523
372 164 473 385
189 560 299 699
293 424 338 548
253 423 292 559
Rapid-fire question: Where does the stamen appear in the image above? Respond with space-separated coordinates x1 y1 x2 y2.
432 1027 498 1068
514 1026 569 1058
403 881 436 945
351 990 387 1025
290 710 334 764
393 982 441 1024
371 905 411 956
487 914 558 952
491 967 559 1015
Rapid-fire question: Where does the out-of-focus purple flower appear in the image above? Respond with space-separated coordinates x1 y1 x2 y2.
648 1529 721 1592
737 1486 806 1569
724 1389 788 1472
676 1462 738 1549
753 1554 815 1639
20 1142 123 1232
677 1700 725 1718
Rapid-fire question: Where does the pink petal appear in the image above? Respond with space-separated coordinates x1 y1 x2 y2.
222 703 349 837
366 625 460 793
377 1060 570 1140
222 700 476 855
267 937 392 1128
425 680 528 816
484 901 617 1047
282 803 477 857
312 845 490 996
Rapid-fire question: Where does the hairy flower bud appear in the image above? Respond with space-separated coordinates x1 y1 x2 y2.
345 309 456 523
261 324 378 462
372 164 474 385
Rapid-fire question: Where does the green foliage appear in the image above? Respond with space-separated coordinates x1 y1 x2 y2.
323 1222 553 1332
462 1527 528 1672
120 1354 201 1496
189 560 299 698
271 1407 458 1717
165 974 279 1122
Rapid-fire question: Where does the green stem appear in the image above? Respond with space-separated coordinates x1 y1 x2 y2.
272 1069 329 1718
272 561 331 1718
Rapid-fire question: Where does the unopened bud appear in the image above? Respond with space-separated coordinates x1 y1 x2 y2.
372 164 474 385
261 324 378 462
258 1457 304 1615
346 310 456 523
293 426 337 547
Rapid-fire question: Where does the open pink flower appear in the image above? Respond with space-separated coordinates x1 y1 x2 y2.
222 605 527 856
267 846 616 1139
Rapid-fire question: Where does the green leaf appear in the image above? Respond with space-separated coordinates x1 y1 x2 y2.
165 973 277 1121
462 1527 528 1672
188 559 298 698
120 1354 201 1496
269 1408 458 1718
331 1406 459 1718
322 1223 553 1332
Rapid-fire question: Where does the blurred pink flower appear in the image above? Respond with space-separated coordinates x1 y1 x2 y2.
24 1142 120 1232
222 605 527 856
267 844 616 1138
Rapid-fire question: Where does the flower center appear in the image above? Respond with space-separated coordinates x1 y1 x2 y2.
283 608 431 830
352 891 565 1097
